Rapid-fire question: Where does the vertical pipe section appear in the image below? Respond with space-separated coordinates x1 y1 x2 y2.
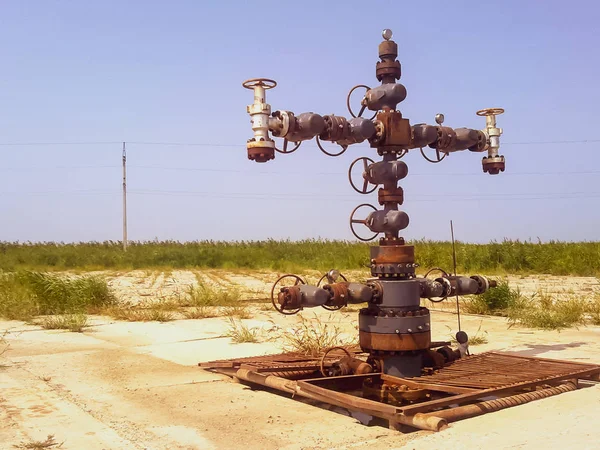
122 142 128 251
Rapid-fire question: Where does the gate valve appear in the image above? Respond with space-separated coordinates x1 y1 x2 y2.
477 108 505 174
242 78 277 163
349 204 409 241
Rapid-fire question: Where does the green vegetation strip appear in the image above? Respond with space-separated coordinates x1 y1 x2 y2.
1 239 600 276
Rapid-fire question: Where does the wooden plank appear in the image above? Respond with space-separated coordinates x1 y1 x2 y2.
399 367 600 415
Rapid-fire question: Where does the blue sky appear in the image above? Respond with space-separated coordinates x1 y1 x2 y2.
1 0 599 243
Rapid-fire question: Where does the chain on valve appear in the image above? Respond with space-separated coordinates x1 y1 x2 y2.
243 29 505 378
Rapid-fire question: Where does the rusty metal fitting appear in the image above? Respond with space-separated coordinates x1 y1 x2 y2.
436 345 461 363
270 110 297 138
371 263 416 278
430 126 457 151
322 282 349 308
376 59 401 82
370 244 414 264
277 286 302 309
359 330 431 352
370 111 411 149
247 139 275 163
378 39 398 60
319 115 350 142
378 187 404 205
367 280 383 304
379 236 406 246
482 155 505 174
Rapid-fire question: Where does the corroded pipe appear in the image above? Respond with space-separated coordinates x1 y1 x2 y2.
422 381 578 423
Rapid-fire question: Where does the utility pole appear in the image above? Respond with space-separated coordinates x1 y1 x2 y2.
122 142 128 251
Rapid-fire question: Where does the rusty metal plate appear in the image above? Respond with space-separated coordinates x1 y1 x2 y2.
359 331 431 351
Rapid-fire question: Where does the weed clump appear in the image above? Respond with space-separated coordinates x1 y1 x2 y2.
462 279 521 315
225 317 260 343
278 314 355 356
183 307 218 319
186 281 241 307
0 271 116 320
38 314 89 332
507 293 587 330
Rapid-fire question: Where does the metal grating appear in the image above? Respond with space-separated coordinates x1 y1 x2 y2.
413 351 600 389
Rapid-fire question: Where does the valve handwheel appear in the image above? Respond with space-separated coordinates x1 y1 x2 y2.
316 136 348 157
270 274 306 315
348 157 377 194
476 108 504 117
420 147 447 164
274 138 302 154
346 84 377 120
242 78 277 90
349 203 378 242
423 267 450 303
319 346 353 377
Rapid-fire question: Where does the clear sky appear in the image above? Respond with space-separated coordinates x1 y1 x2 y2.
1 0 599 244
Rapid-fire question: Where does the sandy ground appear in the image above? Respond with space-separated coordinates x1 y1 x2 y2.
1 271 600 449
101 269 600 306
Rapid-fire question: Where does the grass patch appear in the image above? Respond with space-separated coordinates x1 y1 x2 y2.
462 279 521 315
103 306 175 322
0 271 116 321
277 314 355 357
225 317 260 343
507 292 587 330
38 314 89 332
182 307 218 319
585 295 600 325
2 239 600 276
186 281 241 307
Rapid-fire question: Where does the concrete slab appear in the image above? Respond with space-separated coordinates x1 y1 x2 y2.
2 303 600 449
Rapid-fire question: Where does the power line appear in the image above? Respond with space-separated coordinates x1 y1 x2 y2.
0 138 599 147
3 188 600 202
0 141 122 146
1 164 599 177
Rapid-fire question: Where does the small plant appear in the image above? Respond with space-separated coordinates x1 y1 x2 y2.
225 317 260 343
183 307 217 319
186 280 241 307
460 279 521 316
461 296 492 315
277 313 355 356
223 305 252 319
14 434 63 449
449 323 488 346
38 314 89 332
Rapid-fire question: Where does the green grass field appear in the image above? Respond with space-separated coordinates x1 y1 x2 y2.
1 239 599 276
